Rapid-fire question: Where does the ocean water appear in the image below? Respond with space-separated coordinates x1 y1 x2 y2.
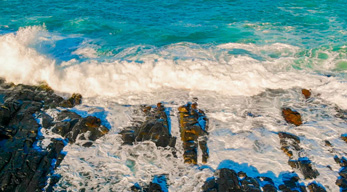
0 0 347 191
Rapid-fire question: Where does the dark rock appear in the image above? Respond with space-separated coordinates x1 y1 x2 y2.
257 177 277 192
288 158 319 179
132 175 167 192
307 182 326 192
60 93 82 108
49 110 109 144
281 172 307 192
120 103 176 151
341 134 347 143
216 168 241 191
202 168 242 192
0 81 109 191
339 167 347 179
324 140 332 147
278 132 300 143
282 108 303 126
336 177 347 188
202 177 217 192
335 156 347 167
278 132 301 158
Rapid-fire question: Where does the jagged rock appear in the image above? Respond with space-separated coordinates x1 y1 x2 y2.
278 132 301 158
48 110 109 144
282 108 302 126
307 182 326 192
60 93 82 108
280 172 307 192
178 102 209 164
131 175 167 192
202 169 276 192
0 138 66 192
288 158 319 179
257 177 277 192
0 80 109 191
238 172 261 192
120 103 176 150
202 168 242 192
334 156 347 167
202 177 218 192
302 89 311 99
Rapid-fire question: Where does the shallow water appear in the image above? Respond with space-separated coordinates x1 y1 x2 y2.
0 0 347 191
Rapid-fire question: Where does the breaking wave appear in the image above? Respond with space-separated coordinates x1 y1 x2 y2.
0 26 346 108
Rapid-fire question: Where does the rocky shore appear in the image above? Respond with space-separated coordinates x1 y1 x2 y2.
1 79 346 192
0 79 108 191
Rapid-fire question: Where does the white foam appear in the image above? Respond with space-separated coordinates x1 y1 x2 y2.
51 88 346 191
0 26 346 111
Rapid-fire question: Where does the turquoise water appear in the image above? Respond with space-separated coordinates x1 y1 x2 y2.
1 0 346 49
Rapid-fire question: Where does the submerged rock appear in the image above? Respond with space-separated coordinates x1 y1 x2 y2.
282 108 303 126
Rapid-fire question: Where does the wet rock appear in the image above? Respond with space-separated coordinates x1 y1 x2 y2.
49 110 109 144
202 168 242 192
288 158 319 179
60 93 82 108
280 172 307 192
341 134 347 143
178 102 209 164
278 132 301 158
282 108 303 126
334 156 347 191
334 156 347 167
120 103 176 150
0 80 109 191
335 107 347 121
307 182 326 192
324 140 332 147
238 172 261 192
257 177 277 192
302 89 311 99
131 175 167 192
202 177 218 192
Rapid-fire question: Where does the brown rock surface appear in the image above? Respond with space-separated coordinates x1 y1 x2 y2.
302 89 311 99
282 108 302 126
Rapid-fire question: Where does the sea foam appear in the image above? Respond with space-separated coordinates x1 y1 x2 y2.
0 26 346 109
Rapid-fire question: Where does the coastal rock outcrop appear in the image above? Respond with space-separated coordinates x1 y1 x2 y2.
178 102 209 164
0 79 109 191
120 103 176 149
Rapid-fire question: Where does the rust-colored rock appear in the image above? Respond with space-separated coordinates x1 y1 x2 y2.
302 89 311 99
282 108 302 126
